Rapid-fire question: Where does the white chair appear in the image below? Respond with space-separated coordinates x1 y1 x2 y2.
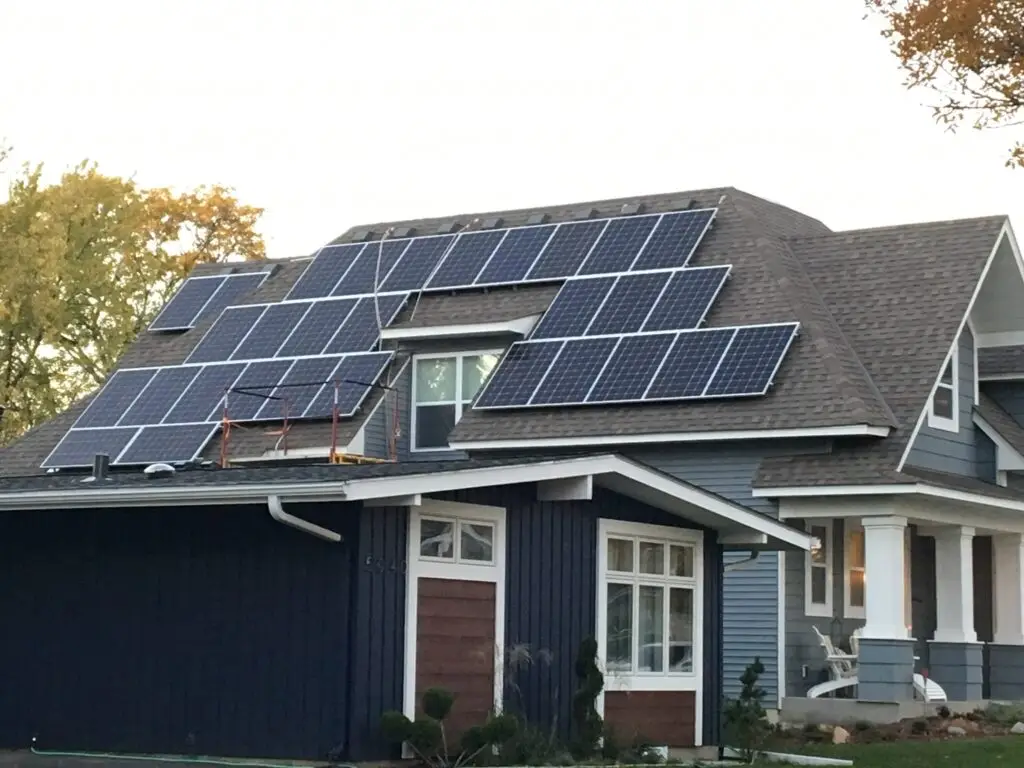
806 626 859 698
849 627 947 702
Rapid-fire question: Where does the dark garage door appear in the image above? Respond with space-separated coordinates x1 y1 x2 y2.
0 504 353 759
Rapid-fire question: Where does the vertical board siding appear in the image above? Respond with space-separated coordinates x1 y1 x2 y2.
906 328 983 478
0 503 355 760
346 505 408 761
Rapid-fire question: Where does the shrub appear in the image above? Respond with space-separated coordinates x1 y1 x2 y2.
723 658 770 763
854 720 873 732
570 636 604 759
937 705 951 719
911 718 929 735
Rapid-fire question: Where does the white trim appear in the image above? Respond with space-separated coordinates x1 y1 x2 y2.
975 331 1024 348
898 222 1014 471
926 343 959 433
758 480 1024 513
843 521 866 620
979 372 1024 382
804 519 833 618
448 424 890 452
596 519 704 746
967 317 980 405
973 412 1024 472
777 551 786 707
403 500 506 723
380 316 540 343
410 349 502 452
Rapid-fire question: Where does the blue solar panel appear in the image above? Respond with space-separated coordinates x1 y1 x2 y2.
577 215 658 275
225 359 297 420
230 302 312 360
530 276 616 340
304 352 395 417
332 239 410 295
276 299 357 357
631 209 716 271
586 334 676 403
200 272 270 321
525 220 607 281
186 305 268 364
74 369 158 428
164 362 247 423
641 266 729 332
585 271 672 336
254 356 344 420
287 244 365 300
381 235 455 292
117 366 202 426
117 424 217 465
529 337 619 405
644 328 736 400
475 225 555 285
149 276 225 331
473 341 563 408
41 427 138 469
703 323 797 397
426 230 507 289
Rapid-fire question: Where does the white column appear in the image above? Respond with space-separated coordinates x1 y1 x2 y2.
993 533 1024 645
932 526 977 644
861 516 910 640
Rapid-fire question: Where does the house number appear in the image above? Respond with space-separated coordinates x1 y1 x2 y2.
364 555 407 573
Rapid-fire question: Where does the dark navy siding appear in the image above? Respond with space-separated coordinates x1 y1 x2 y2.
0 503 356 760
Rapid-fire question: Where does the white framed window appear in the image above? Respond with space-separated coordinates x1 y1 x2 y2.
804 520 833 618
597 520 703 692
844 523 865 620
927 345 959 432
411 351 500 451
418 515 496 565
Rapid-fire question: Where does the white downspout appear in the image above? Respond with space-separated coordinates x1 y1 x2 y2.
267 495 342 542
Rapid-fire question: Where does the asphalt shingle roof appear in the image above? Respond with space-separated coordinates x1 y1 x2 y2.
979 345 1024 379
976 392 1024 457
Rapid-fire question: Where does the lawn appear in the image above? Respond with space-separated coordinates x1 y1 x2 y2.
782 736 1024 767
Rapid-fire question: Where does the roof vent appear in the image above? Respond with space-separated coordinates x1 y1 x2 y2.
573 207 599 220
481 217 504 230
81 453 112 484
682 198 697 210
392 226 416 239
144 462 176 479
351 229 377 242
435 221 461 235
620 203 646 216
526 213 549 226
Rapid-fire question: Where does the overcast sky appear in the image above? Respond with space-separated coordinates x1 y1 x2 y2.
2 0 1021 258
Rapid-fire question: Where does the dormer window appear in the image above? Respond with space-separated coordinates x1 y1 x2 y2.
412 351 500 451
927 346 959 433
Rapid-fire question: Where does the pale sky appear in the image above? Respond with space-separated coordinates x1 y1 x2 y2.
2 0 1021 258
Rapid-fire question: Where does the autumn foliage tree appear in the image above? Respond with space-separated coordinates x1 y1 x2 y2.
0 151 265 443
866 1 1024 166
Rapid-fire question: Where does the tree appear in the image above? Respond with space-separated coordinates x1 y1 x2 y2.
0 155 265 443
866 0 1024 166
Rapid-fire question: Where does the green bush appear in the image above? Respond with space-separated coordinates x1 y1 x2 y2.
570 636 605 759
723 658 770 764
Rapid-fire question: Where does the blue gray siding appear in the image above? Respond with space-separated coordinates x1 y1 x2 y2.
906 328 983 478
976 431 997 483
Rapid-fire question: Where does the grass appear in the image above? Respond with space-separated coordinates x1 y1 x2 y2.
776 736 1024 767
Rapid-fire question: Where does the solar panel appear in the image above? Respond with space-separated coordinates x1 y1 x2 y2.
703 323 798 397
117 366 202 426
304 352 395 417
41 427 138 469
323 294 406 354
117 424 218 465
231 302 312 360
577 215 659 275
530 276 616 340
475 225 556 285
426 230 507 289
525 220 607 281
630 209 716 271
225 359 297 420
200 272 270 319
287 244 365 301
75 369 158 429
473 341 563 408
644 328 736 400
640 266 730 332
253 356 344 420
164 362 247 423
186 305 269 364
276 299 357 357
585 271 672 336
332 240 410 295
528 337 619 405
149 276 225 331
586 334 676 403
380 235 455 292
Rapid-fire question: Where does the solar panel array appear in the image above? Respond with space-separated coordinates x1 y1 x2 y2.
149 271 272 332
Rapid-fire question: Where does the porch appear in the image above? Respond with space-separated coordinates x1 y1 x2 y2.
777 491 1024 705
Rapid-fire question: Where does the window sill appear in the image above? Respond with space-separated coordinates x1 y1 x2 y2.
605 673 699 692
844 606 866 621
805 605 833 619
927 413 959 433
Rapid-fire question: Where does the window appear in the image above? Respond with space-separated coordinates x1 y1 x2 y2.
844 523 865 619
805 520 833 617
412 352 500 450
418 516 495 564
928 346 959 432
600 523 701 685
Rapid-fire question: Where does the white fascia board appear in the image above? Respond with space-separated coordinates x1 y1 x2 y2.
448 424 890 451
976 331 1024 348
979 373 1024 382
755 481 1024 514
897 221 1012 472
973 413 1024 472
379 315 539 342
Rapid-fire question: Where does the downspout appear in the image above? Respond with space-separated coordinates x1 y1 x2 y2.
267 495 342 542
723 551 760 571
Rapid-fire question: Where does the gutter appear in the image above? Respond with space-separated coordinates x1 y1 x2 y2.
267 495 342 543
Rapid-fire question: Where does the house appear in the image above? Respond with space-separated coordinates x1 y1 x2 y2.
1 186 1021 761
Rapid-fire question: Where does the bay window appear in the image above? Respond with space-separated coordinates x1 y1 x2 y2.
412 351 500 450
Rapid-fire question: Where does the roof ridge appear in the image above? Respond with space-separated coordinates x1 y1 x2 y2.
725 194 898 428
788 214 1007 239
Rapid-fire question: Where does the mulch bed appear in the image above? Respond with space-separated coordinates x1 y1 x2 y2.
770 711 1016 746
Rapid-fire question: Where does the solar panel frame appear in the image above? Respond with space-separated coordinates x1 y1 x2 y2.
425 229 509 290
471 340 565 409
584 333 676 403
639 265 731 333
72 368 160 429
41 426 140 469
303 351 395 418
526 336 620 406
575 215 660 276
582 271 673 337
629 208 717 272
332 239 411 296
116 366 203 427
529 275 617 340
275 298 358 358
223 359 298 421
474 224 558 286
148 275 227 332
524 219 609 281
702 322 799 397
253 355 346 420
199 271 271 321
163 362 248 424
230 302 314 360
380 234 456 292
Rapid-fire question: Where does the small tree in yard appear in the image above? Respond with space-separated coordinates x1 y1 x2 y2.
723 657 771 763
570 636 605 759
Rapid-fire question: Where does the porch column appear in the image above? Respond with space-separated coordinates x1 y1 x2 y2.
858 516 915 701
928 526 983 701
990 533 1024 700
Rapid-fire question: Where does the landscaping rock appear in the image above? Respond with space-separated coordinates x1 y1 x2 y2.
1011 721 1024 734
947 725 967 737
832 726 850 744
817 723 834 733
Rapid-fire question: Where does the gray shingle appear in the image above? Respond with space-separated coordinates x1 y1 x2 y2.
979 345 1024 378
976 392 1024 457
